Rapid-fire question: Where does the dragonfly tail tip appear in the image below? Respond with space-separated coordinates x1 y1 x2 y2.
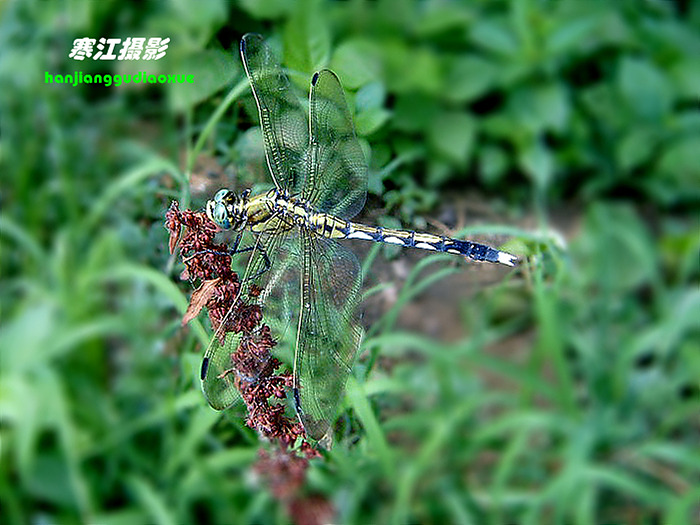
497 251 518 267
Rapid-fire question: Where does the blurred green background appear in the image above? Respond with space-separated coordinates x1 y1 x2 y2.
1 0 699 523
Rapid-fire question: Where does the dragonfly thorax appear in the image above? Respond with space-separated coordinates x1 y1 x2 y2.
206 188 249 231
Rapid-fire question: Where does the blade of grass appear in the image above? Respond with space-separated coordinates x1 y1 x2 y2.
85 156 181 232
128 475 177 525
96 263 209 348
188 77 249 173
392 401 476 525
345 376 394 478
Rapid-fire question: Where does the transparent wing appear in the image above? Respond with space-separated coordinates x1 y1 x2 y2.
240 33 308 194
249 227 301 338
200 331 243 411
305 69 368 220
294 233 363 441
200 224 294 413
247 228 363 442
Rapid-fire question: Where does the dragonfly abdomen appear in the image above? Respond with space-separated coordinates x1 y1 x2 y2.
310 213 517 267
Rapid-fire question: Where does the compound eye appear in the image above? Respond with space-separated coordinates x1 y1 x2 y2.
213 202 230 229
214 189 229 202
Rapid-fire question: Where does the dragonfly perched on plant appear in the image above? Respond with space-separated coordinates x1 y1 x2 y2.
199 33 517 443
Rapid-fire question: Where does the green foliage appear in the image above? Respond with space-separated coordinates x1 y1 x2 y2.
1 0 698 524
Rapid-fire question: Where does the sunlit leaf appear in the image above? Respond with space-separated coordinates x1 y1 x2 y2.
355 107 391 136
330 39 382 90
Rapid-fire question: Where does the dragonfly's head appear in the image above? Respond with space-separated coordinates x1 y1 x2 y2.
206 189 248 231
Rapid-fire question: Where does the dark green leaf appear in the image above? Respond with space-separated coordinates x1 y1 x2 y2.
669 58 700 99
479 145 509 185
427 111 476 167
518 137 553 189
616 128 659 172
545 15 598 56
658 135 700 186
618 57 673 120
444 55 498 103
470 19 519 57
392 93 440 133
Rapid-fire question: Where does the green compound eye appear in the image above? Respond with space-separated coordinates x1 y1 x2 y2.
206 189 233 229
213 203 228 227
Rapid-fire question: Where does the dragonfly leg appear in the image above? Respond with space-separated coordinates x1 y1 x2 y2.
227 232 244 255
242 242 271 282
182 248 228 264
184 233 254 263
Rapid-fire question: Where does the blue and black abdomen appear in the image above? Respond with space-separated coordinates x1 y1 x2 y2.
311 213 517 267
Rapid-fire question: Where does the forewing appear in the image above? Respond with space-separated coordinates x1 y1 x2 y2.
305 69 367 219
240 34 308 194
294 233 363 441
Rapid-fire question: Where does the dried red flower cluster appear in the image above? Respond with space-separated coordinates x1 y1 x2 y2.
165 201 331 524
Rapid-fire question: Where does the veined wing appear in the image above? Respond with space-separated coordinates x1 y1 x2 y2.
294 233 363 441
306 69 367 220
240 33 308 194
232 225 364 442
200 222 296 412
200 331 243 410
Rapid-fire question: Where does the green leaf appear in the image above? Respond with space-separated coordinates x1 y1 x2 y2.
444 55 498 103
470 19 519 57
658 135 700 186
545 15 598 56
345 376 394 477
128 476 177 525
427 112 476 167
25 454 77 506
392 93 440 133
479 145 509 185
577 203 658 291
518 138 553 189
170 0 226 35
355 107 391 136
415 3 472 37
509 83 570 134
426 159 452 187
616 127 659 172
618 57 673 120
383 40 442 95
238 0 291 19
168 48 239 112
670 58 700 99
330 39 382 90
355 81 386 112
581 83 629 131
283 0 331 74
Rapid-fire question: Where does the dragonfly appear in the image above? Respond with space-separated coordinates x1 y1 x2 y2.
200 33 518 443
